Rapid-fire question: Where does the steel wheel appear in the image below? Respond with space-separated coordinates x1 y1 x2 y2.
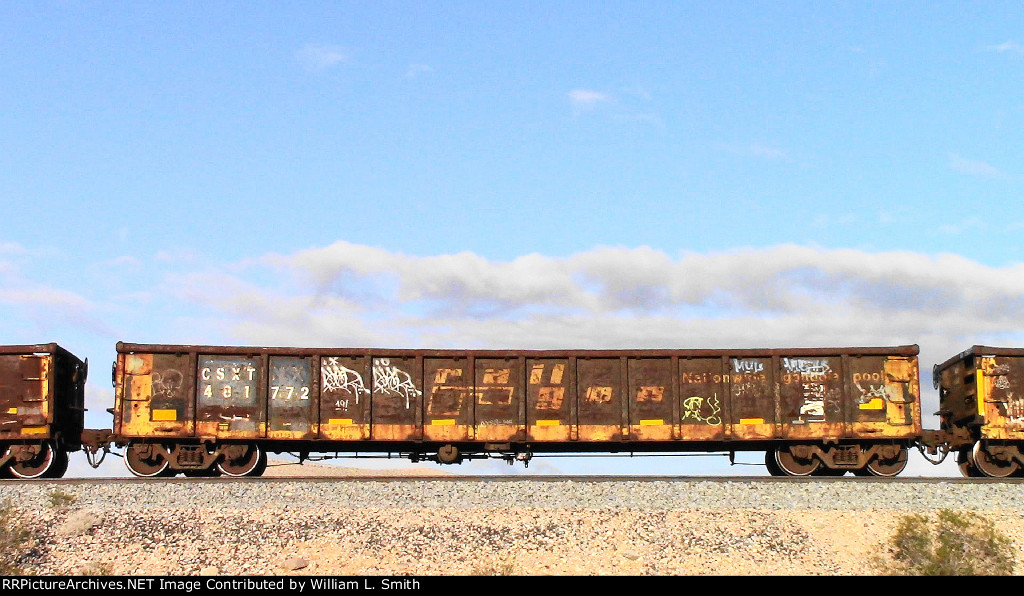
972 442 1020 478
217 444 266 477
764 450 785 476
43 448 69 479
774 446 820 476
125 442 170 477
8 442 56 479
865 448 909 477
957 447 983 477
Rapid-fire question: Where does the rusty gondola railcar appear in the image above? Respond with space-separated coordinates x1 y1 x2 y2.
109 342 921 477
930 346 1024 478
0 343 89 478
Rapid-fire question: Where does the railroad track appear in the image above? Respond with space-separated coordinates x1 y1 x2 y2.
4 474 1021 484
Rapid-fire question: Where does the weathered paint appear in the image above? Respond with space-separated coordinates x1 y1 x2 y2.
528 359 572 441
422 358 472 441
370 356 422 441
109 343 922 459
319 356 371 440
628 358 674 440
117 352 195 438
0 353 50 438
267 356 316 440
474 358 522 442
195 355 264 439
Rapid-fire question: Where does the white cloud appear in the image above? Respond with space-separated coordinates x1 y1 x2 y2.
406 63 433 78
569 89 612 110
717 143 790 161
296 44 349 72
986 41 1023 54
948 153 1007 179
148 242 1024 368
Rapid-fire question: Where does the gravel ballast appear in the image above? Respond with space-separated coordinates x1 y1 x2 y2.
3 478 1024 576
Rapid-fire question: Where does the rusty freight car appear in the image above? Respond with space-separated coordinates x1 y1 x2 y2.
930 346 1024 477
0 343 89 478
110 342 921 477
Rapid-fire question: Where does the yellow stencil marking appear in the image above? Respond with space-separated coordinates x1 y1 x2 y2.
639 419 664 426
431 419 456 426
536 419 561 426
739 418 764 425
329 418 354 426
859 398 884 410
151 409 177 421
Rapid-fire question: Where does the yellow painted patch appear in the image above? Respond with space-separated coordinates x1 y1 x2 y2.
431 419 456 426
329 418 354 426
739 418 764 425
151 409 177 421
859 398 884 410
639 419 664 426
6 408 16 414
21 427 47 435
536 419 561 427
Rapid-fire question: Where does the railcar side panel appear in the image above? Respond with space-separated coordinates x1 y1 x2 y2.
195 355 264 439
268 356 316 440
474 357 522 441
527 358 572 441
422 357 472 442
577 358 624 442
118 352 195 438
678 358 726 440
728 356 776 440
976 355 1024 440
370 355 422 441
319 355 371 441
0 353 50 438
628 358 675 440
779 355 844 440
848 356 919 438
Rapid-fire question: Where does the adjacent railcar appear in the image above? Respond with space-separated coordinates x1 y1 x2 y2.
932 346 1024 478
110 342 921 477
0 343 88 478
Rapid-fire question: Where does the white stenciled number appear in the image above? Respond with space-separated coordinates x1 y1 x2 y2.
271 386 310 400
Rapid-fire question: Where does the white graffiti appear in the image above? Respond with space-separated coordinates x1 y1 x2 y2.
373 358 421 409
321 358 370 404
782 358 832 376
731 359 763 374
682 394 722 425
855 381 887 403
799 382 826 419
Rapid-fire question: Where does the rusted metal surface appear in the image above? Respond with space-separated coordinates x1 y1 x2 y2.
268 356 315 440
474 357 521 442
527 358 572 441
0 344 87 478
0 344 87 448
118 352 195 438
422 357 473 442
195 354 264 439
109 343 923 473
319 355 371 441
936 346 1024 442
577 358 624 442
0 352 51 439
370 355 421 441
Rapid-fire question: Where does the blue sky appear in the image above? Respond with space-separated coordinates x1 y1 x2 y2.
2 2 1022 477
